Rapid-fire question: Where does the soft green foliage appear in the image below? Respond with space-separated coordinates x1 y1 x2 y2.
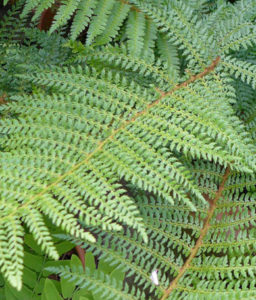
20 0 227 60
0 0 256 299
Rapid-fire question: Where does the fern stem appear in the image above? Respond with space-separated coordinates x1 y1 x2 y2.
0 93 7 104
160 166 231 300
75 245 86 271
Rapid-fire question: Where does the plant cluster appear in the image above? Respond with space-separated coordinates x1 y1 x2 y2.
0 0 256 299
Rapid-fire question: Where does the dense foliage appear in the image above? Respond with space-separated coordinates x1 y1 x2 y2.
0 0 256 299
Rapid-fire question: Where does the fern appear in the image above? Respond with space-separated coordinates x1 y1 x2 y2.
1 0 256 298
221 56 256 89
50 171 256 299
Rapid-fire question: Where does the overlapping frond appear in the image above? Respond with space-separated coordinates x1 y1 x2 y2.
19 0 207 64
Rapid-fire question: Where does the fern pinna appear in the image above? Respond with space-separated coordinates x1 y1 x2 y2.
0 0 256 299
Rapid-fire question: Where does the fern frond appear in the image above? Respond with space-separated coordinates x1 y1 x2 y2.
1 217 24 291
94 2 130 46
130 0 212 67
47 164 256 300
31 0 55 21
21 0 41 18
126 10 146 57
70 0 97 40
49 0 81 34
157 33 180 81
86 0 116 45
233 0 256 22
140 18 157 61
72 43 175 88
0 1 28 45
2 1 256 294
216 18 256 54
234 80 256 142
22 208 59 260
221 56 256 89
47 265 146 300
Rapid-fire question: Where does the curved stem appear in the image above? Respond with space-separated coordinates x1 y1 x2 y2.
160 166 231 300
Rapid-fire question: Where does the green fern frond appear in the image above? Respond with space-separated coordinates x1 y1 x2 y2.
47 265 146 300
1 52 255 289
140 18 157 61
157 33 180 81
233 0 256 22
86 0 116 45
216 18 256 54
2 217 24 291
49 0 81 34
21 0 41 18
126 10 146 57
234 80 256 142
94 2 130 46
71 43 175 88
130 0 212 67
221 56 256 89
32 0 56 22
70 0 97 40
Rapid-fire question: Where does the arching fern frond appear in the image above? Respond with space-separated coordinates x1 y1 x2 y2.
21 0 256 72
0 52 255 289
